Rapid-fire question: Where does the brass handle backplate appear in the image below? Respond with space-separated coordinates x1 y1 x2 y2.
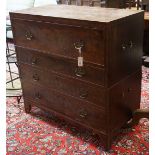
74 40 84 50
122 44 127 51
33 74 39 81
35 93 41 99
31 57 37 65
75 67 85 77
122 41 134 51
79 91 88 99
25 31 33 40
79 109 88 118
128 41 133 48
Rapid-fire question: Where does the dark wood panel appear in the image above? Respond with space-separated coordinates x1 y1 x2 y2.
109 69 141 132
106 13 144 87
108 78 125 130
122 69 141 111
16 47 105 86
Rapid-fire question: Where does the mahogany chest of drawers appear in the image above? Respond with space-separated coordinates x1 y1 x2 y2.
10 5 144 150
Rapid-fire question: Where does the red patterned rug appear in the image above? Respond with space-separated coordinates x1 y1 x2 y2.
6 66 149 154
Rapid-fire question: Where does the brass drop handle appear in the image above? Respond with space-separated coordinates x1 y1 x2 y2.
122 44 127 51
74 41 85 75
74 40 84 60
74 41 84 53
35 92 41 99
25 31 33 40
33 74 39 81
122 41 133 50
79 109 88 118
31 57 37 65
75 67 85 77
128 41 133 48
79 91 88 99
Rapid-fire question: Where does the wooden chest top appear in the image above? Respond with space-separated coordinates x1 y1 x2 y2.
11 4 143 23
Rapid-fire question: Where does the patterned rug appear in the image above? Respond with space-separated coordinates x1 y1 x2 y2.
6 66 149 154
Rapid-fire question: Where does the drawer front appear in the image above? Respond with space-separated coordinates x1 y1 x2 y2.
12 18 105 65
20 63 105 108
17 47 105 86
22 83 107 132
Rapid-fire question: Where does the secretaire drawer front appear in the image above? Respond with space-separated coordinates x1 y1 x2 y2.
23 83 107 131
12 19 105 65
20 63 105 108
16 47 105 86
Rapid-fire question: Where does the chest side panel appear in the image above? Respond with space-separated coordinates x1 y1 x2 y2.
106 12 144 87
